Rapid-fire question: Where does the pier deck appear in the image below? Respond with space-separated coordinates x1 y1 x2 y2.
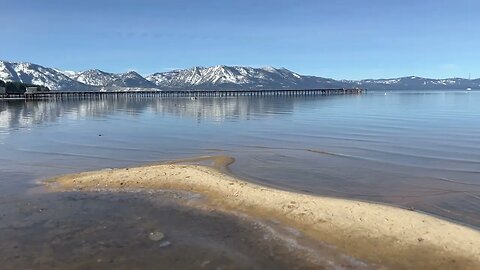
1 88 364 100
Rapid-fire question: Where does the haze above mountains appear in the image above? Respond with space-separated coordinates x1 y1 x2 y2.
0 60 478 91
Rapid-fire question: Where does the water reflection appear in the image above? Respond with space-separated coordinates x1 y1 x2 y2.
0 96 321 130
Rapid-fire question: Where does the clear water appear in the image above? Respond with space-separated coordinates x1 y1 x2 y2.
1 90 480 268
1 90 479 227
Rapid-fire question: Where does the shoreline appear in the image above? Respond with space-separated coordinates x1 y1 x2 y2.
44 157 480 269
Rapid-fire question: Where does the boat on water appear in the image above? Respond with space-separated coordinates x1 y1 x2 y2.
467 87 472 91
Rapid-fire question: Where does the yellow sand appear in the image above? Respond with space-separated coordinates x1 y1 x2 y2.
45 162 480 269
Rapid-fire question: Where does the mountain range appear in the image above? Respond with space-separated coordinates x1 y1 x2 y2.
1 60 478 91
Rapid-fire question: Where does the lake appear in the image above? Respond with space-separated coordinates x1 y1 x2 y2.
1 90 479 268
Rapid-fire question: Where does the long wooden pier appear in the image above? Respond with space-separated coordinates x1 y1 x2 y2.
1 88 364 100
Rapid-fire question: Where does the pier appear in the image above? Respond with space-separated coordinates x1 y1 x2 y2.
1 88 364 100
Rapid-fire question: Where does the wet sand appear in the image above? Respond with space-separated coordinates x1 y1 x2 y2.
45 156 480 270
2 190 371 270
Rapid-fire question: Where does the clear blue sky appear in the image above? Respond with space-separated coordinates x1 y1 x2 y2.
1 0 478 79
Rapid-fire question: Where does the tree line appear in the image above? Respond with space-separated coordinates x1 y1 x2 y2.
0 80 50 94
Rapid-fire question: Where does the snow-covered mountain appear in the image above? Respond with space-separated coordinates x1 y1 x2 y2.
68 69 114 86
146 65 330 89
346 76 478 90
148 65 353 90
0 60 478 91
0 61 88 90
119 71 156 88
69 69 155 88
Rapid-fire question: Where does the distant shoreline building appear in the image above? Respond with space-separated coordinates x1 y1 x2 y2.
25 87 41 94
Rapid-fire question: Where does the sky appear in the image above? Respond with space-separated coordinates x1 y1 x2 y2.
1 0 479 79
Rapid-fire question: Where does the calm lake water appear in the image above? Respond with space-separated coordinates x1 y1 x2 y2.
1 90 480 225
0 90 479 268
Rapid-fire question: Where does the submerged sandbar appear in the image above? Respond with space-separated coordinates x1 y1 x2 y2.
45 158 480 269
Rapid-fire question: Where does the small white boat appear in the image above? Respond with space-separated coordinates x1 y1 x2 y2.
467 87 472 91
190 97 197 100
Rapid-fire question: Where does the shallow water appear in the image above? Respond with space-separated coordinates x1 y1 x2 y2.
1 90 480 268
3 190 357 269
